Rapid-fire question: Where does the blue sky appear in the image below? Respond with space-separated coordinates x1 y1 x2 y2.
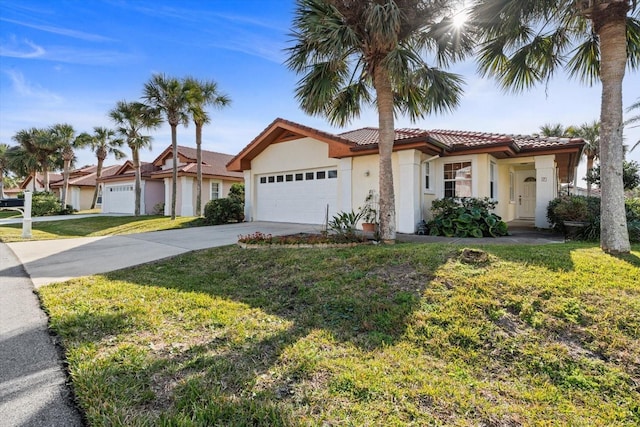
1 0 639 177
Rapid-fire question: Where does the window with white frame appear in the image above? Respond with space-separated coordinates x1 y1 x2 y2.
211 182 221 200
423 161 433 193
490 162 497 199
444 161 472 198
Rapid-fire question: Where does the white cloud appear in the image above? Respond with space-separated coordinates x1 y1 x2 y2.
0 36 45 58
0 17 114 42
2 69 63 104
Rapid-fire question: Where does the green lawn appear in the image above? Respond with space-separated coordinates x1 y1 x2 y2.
38 242 640 426
0 215 205 242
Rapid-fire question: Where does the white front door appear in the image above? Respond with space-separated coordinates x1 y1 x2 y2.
517 174 536 218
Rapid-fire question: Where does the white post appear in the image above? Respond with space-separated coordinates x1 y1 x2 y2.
22 191 32 239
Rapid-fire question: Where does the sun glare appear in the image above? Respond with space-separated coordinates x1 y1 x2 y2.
452 9 468 29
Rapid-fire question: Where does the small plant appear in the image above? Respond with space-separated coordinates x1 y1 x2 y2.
328 210 363 242
425 197 508 238
361 190 378 224
152 202 165 215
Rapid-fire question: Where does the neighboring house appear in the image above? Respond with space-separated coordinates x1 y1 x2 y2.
227 118 585 232
50 164 121 210
20 172 63 196
100 145 243 216
100 161 164 215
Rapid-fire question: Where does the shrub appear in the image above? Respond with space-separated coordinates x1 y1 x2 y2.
328 210 364 242
27 191 75 216
425 197 508 238
204 197 244 225
547 195 640 242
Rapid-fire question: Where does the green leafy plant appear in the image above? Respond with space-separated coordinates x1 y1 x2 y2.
328 210 364 242
25 191 76 216
425 197 508 238
361 190 378 224
204 197 243 225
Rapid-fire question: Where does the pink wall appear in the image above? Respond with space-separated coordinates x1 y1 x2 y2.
144 180 165 214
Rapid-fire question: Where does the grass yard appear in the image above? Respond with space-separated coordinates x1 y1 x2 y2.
0 215 204 242
39 242 640 426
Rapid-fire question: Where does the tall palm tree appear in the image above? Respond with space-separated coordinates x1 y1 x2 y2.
143 74 189 220
0 143 9 198
568 121 600 196
51 123 77 208
184 77 231 216
109 101 162 216
287 0 469 242
12 127 61 192
77 127 126 208
471 0 640 254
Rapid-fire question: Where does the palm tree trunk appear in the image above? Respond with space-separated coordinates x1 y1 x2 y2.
42 163 50 192
374 65 397 243
132 148 141 216
91 155 105 209
171 124 178 220
597 4 630 253
0 167 5 198
61 158 71 207
195 123 203 217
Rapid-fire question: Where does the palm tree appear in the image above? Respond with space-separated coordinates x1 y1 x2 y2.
567 121 600 196
143 74 189 220
539 123 567 137
51 123 77 208
0 143 9 198
78 127 126 208
184 77 231 216
287 0 468 242
109 101 162 216
471 0 640 254
11 127 61 192
626 98 640 151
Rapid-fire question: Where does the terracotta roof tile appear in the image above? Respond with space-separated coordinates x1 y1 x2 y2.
339 127 429 145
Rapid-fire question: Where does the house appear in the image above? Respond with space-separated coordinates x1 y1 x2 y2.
227 118 585 232
20 172 63 195
100 145 243 216
50 164 121 210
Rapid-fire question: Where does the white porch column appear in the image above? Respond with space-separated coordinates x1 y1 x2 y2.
338 157 353 213
397 150 421 234
243 170 252 222
163 178 171 216
535 155 556 228
140 180 146 215
180 176 194 216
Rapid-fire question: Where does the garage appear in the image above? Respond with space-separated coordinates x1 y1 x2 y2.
255 167 338 224
102 183 135 214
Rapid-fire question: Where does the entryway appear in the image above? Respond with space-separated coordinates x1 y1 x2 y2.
516 172 536 219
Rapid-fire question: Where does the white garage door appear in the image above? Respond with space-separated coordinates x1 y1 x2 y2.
256 168 338 224
103 183 135 214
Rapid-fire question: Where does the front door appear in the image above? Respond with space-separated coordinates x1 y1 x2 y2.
518 174 536 218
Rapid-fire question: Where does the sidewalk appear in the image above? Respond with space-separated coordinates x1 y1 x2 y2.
0 213 129 225
0 243 84 426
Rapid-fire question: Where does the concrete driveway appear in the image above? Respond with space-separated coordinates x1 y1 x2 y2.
6 221 319 288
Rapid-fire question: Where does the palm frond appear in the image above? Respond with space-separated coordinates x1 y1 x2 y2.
566 33 600 85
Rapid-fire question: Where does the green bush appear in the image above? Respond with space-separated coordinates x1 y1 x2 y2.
547 195 640 242
328 210 364 242
425 197 508 238
204 197 243 225
27 191 75 216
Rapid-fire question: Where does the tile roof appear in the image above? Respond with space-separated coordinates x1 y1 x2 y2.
152 145 243 179
428 129 583 151
339 127 429 146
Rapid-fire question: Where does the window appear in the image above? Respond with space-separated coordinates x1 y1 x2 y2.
509 172 515 202
305 172 314 180
443 161 472 198
328 170 338 178
285 174 293 182
211 182 220 200
276 175 284 183
260 177 267 184
316 171 326 179
423 161 433 192
268 176 275 183
295 173 303 181
490 162 496 199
